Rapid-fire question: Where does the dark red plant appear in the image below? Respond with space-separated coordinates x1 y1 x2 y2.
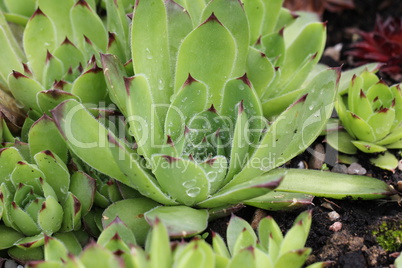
283 0 355 16
347 16 402 80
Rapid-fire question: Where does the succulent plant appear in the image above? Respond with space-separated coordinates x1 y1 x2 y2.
283 0 355 16
347 16 402 81
27 211 331 268
51 0 341 236
0 115 97 262
50 0 395 238
0 0 132 122
326 70 402 170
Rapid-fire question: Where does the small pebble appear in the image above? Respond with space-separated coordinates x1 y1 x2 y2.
398 160 402 171
4 260 18 268
329 221 342 232
347 162 367 175
328 211 341 221
332 163 348 174
308 144 325 169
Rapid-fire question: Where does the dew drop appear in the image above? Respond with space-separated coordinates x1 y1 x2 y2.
145 48 153 60
182 179 197 188
158 79 164 90
239 84 245 91
308 105 314 111
186 187 200 197
206 171 218 182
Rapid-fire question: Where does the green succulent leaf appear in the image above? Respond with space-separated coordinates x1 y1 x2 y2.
165 75 209 143
145 205 208 237
8 71 43 115
174 13 236 106
132 0 172 125
0 25 24 83
28 115 67 163
146 218 172 268
244 191 314 211
37 0 75 43
231 68 338 186
151 155 209 206
23 8 56 79
202 0 249 77
272 168 395 199
8 246 44 263
43 235 69 263
71 65 108 105
69 171 96 215
125 74 164 159
102 198 159 245
98 217 136 247
370 151 399 171
197 171 283 208
227 215 257 256
59 193 81 232
101 53 128 114
70 0 107 52
38 195 64 235
166 0 193 77
0 224 24 250
34 151 69 203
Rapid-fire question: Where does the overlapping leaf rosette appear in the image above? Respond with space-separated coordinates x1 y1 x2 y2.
327 71 402 170
0 0 132 123
0 117 97 262
50 0 395 238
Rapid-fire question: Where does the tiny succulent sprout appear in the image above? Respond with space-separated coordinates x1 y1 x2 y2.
327 70 402 170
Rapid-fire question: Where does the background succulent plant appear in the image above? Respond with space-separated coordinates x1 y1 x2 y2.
347 16 402 81
27 211 331 268
326 70 402 170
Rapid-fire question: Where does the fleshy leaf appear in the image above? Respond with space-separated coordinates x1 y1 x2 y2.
151 155 209 206
102 198 159 245
145 205 209 237
174 13 236 106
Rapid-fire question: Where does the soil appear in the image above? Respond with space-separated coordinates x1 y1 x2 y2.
210 1 402 267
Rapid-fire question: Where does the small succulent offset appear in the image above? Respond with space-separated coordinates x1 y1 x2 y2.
0 118 96 262
327 70 402 170
347 16 402 81
27 211 330 268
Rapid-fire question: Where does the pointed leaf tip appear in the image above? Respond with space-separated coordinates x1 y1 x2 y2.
46 50 53 63
32 8 46 18
278 27 285 36
253 175 283 189
166 135 174 146
208 104 217 113
43 150 55 158
360 89 366 98
62 37 75 46
12 70 28 79
238 100 244 114
108 32 116 48
201 12 223 26
75 0 91 9
124 77 135 95
183 73 197 87
162 155 179 164
290 94 308 108
237 73 252 88
84 35 92 44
